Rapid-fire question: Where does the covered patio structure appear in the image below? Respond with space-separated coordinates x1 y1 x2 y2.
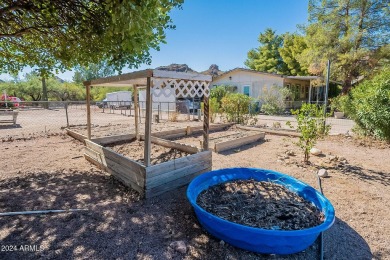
82 69 213 198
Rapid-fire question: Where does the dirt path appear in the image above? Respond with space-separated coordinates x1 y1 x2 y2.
0 131 389 259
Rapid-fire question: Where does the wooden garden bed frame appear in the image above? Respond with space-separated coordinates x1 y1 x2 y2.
82 70 213 198
83 134 211 198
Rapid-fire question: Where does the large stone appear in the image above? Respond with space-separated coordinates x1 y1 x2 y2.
318 169 328 178
310 148 322 156
170 241 187 254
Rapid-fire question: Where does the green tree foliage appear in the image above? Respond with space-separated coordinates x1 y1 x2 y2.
301 0 390 93
245 28 288 74
73 61 116 84
259 85 293 115
221 93 256 124
0 73 86 101
287 104 331 163
279 33 308 76
340 68 390 141
0 0 183 74
49 82 85 101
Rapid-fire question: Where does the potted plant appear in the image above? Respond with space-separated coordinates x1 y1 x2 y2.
330 96 345 119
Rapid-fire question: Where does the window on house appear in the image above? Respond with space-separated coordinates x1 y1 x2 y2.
243 86 250 96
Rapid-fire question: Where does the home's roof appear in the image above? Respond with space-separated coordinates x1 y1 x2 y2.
286 76 320 80
83 69 212 87
215 68 284 80
214 68 321 82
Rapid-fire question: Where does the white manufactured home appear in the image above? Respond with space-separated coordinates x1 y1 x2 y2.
211 68 323 108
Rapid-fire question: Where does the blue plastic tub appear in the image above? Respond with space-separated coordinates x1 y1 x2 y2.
187 168 335 255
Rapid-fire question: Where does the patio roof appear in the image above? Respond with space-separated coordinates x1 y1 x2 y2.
83 69 212 87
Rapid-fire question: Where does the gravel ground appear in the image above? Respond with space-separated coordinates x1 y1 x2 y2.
0 125 389 259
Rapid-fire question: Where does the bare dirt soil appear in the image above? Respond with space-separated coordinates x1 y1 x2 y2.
0 124 389 259
171 126 261 149
107 140 190 165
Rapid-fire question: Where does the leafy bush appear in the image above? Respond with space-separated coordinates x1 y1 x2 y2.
210 85 237 105
329 94 351 115
221 93 256 124
259 85 292 115
344 68 390 141
287 103 331 163
209 97 219 123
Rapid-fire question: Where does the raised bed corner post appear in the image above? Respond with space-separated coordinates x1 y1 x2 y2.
86 84 92 139
134 85 139 140
144 77 152 166
203 95 209 150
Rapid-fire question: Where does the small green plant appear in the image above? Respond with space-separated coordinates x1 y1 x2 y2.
221 93 256 124
287 103 331 163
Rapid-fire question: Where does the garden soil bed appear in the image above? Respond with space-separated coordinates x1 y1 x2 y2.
197 179 324 230
106 140 190 165
171 126 261 148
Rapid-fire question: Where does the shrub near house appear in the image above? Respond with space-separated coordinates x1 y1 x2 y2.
340 67 390 141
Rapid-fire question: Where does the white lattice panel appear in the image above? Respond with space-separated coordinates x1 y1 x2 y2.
151 78 210 98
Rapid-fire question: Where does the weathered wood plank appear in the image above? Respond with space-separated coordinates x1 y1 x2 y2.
151 123 233 139
84 153 144 195
91 134 135 145
152 128 186 138
146 159 211 188
134 85 139 139
144 77 152 166
150 136 198 154
66 128 88 143
145 167 211 198
85 146 145 187
146 150 212 178
214 133 265 153
104 156 145 188
86 85 91 139
85 140 145 180
236 125 300 137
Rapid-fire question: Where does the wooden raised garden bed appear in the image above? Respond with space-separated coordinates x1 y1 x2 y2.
167 125 266 153
83 134 212 198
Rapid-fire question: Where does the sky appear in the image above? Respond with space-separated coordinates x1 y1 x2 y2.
0 0 309 81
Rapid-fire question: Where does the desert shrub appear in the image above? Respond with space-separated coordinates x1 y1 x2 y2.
221 93 255 124
259 85 293 115
287 103 331 163
343 68 390 141
169 111 179 122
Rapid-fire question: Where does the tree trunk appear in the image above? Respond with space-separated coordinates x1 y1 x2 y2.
341 78 352 94
42 77 48 109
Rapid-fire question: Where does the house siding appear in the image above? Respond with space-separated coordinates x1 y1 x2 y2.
211 70 284 100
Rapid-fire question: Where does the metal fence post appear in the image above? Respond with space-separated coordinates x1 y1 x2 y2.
324 60 331 127
65 102 69 127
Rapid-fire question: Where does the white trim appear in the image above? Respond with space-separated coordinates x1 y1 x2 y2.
152 70 212 81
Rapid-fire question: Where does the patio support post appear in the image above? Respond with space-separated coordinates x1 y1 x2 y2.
203 95 209 150
86 84 91 139
144 77 152 166
133 85 139 140
309 85 312 104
